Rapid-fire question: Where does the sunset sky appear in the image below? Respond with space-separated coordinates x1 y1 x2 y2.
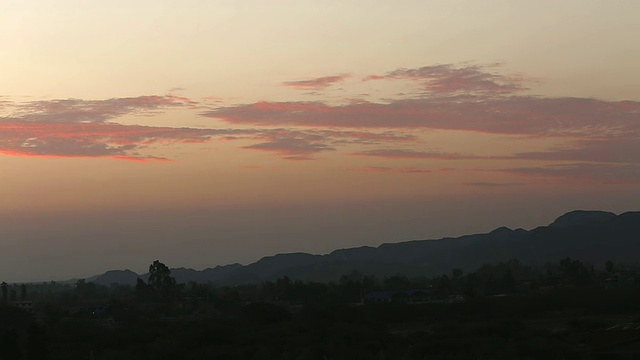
2 1 639 282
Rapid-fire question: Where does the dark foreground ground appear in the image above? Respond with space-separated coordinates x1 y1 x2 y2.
3 287 640 360
4 256 640 359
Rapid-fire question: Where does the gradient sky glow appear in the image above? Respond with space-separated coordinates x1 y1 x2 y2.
1 1 639 282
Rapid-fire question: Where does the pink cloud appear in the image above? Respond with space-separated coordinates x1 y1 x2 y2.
12 95 196 124
2 94 419 161
0 121 225 160
283 74 350 90
0 95 220 160
5 63 638 178
201 63 638 150
364 64 526 95
202 97 640 137
201 89 640 177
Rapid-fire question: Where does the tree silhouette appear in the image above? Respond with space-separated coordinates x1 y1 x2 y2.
605 260 614 274
148 260 177 301
1 282 7 304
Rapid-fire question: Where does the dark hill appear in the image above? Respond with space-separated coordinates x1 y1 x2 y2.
549 210 616 228
89 269 140 286
87 210 640 285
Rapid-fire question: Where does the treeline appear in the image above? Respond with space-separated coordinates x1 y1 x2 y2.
2 257 640 359
3 257 639 313
3 257 639 321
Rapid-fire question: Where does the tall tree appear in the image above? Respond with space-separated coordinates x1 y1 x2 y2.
148 260 177 301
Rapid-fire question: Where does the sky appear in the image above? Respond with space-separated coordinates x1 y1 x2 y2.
1 1 639 282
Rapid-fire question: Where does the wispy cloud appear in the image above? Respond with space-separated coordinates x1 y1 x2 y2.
464 182 525 187
348 166 431 174
10 95 195 124
355 139 640 167
352 148 483 160
202 63 638 144
0 95 247 160
238 129 414 160
497 163 640 184
202 65 640 181
0 94 418 161
364 64 526 95
0 121 243 161
202 97 640 137
282 155 317 161
5 63 639 183
243 137 335 156
0 97 12 109
283 74 350 90
514 137 640 164
202 96 225 104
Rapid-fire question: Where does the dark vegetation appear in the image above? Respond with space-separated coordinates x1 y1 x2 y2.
3 257 640 359
2 211 638 359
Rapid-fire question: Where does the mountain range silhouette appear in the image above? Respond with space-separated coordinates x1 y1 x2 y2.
88 210 639 286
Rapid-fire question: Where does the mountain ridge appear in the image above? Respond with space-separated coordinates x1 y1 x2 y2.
89 210 640 286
